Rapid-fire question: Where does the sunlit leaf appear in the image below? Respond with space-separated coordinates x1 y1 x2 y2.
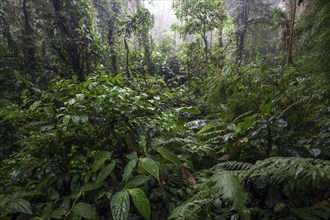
110 190 130 220
176 106 201 115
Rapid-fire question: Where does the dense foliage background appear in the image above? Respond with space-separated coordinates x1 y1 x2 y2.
0 0 329 219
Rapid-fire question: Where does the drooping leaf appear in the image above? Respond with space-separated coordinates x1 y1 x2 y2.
181 165 196 185
139 157 160 181
122 159 138 182
92 151 112 173
110 190 130 220
128 188 151 220
81 181 104 192
125 175 151 189
157 147 181 165
96 162 115 184
72 202 97 219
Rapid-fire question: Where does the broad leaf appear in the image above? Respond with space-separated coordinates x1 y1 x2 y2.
122 159 138 182
309 148 321 157
92 151 112 173
176 106 201 115
139 157 160 181
96 162 115 184
125 175 151 189
184 120 208 130
157 147 180 165
128 188 151 220
8 198 33 215
81 181 103 192
72 202 97 219
110 190 130 220
51 207 67 219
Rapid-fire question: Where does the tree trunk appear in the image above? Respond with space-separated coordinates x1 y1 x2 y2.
22 0 36 72
287 0 297 66
236 0 249 67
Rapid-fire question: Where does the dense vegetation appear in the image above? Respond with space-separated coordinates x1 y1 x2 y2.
0 0 329 219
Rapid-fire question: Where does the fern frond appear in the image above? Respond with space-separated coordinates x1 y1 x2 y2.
214 161 253 173
243 157 330 191
169 173 249 219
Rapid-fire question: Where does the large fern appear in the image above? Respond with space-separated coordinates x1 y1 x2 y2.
168 172 249 220
170 157 330 219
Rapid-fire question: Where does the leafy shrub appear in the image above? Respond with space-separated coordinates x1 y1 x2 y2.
0 72 184 219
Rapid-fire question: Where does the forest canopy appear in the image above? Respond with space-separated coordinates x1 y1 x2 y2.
0 0 329 219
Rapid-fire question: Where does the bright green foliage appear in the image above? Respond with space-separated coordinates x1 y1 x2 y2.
172 0 227 77
111 190 130 220
0 0 329 219
172 0 225 35
0 72 183 219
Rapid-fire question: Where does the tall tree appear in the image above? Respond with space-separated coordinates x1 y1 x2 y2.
172 0 226 74
287 0 297 65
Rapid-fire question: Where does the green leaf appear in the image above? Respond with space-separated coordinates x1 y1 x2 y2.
22 191 45 197
110 190 130 220
139 157 160 181
125 175 151 189
175 106 201 115
122 159 138 182
96 162 115 184
128 188 151 220
81 181 104 192
127 151 138 160
62 115 71 126
48 190 59 201
138 135 147 148
259 93 273 115
184 120 208 130
72 202 97 219
51 206 67 219
157 147 181 165
0 194 9 206
8 198 33 215
309 148 321 157
72 115 80 124
92 151 112 173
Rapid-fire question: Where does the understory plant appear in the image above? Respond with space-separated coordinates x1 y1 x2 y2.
0 72 187 219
